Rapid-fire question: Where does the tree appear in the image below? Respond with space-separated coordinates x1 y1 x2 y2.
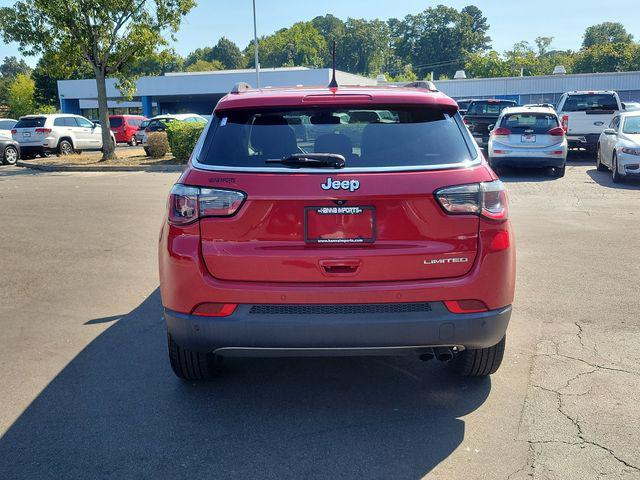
573 42 640 73
185 59 224 72
210 37 243 69
583 22 633 48
464 50 510 78
253 22 327 68
128 49 185 76
0 0 195 160
31 49 93 108
0 56 31 78
393 5 491 78
311 14 346 66
337 18 391 75
7 73 37 118
185 47 213 68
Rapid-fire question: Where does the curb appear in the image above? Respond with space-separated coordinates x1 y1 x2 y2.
16 160 185 173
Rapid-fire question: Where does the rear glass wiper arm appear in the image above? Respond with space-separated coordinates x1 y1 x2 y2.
266 153 346 169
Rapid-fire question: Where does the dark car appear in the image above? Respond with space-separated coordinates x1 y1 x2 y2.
0 137 20 165
456 99 475 116
463 99 518 149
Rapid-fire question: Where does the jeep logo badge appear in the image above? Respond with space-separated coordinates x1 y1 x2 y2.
321 177 360 192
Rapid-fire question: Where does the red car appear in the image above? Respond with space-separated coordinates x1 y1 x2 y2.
159 82 516 380
109 115 147 145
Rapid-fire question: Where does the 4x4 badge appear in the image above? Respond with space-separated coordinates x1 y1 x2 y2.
321 177 360 192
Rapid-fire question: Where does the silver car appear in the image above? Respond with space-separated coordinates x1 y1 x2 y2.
487 106 568 177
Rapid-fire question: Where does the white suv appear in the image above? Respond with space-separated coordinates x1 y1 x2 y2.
11 114 116 158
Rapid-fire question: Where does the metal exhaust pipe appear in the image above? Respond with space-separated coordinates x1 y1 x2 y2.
433 347 453 362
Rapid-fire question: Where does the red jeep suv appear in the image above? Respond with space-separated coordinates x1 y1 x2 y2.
159 83 515 380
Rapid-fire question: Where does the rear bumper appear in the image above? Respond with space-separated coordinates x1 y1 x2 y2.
490 156 565 168
567 133 600 148
164 302 512 355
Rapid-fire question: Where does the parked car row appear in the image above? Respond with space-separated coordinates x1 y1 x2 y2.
459 90 640 181
0 111 209 164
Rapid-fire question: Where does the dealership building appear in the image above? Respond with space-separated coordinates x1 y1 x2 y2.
57 67 640 118
56 67 375 119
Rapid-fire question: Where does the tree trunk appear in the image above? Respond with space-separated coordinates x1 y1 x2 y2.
95 68 116 161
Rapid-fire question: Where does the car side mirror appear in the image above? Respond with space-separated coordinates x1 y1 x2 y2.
488 124 495 131
603 128 617 135
621 103 626 110
93 122 99 128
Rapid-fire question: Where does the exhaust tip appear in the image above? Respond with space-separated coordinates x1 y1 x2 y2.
433 347 454 362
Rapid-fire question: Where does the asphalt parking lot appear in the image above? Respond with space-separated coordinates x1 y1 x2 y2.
0 154 639 479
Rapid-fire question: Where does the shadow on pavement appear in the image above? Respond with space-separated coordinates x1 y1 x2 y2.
0 289 491 479
586 168 640 190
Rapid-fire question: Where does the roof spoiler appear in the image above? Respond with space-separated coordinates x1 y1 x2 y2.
230 82 252 94
404 80 438 92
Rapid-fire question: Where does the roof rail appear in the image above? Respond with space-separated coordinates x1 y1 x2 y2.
231 82 252 94
404 80 438 92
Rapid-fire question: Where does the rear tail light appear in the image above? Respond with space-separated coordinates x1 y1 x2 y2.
35 128 52 133
435 180 508 221
491 127 511 136
463 117 468 124
561 115 569 132
192 303 238 317
444 300 489 314
548 127 565 136
168 184 246 225
11 129 17 134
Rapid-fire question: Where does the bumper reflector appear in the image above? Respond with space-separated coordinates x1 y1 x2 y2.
444 300 488 314
192 303 238 317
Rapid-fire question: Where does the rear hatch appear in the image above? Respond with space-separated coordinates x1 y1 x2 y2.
12 116 48 146
193 104 484 283
495 111 563 149
560 93 619 135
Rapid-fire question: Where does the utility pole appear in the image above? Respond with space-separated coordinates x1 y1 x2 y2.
252 0 260 88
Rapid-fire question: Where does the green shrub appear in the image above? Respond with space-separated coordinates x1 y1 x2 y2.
145 132 169 158
166 121 206 162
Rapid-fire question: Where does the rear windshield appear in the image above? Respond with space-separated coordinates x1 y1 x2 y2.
109 117 123 127
198 107 476 169
149 118 175 128
623 116 640 134
0 119 16 130
15 117 46 128
501 112 559 133
562 94 618 112
467 101 515 116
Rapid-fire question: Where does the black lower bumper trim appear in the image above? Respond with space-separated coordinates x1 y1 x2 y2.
164 302 512 355
491 156 565 168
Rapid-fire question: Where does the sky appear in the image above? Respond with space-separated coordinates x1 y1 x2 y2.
1 0 640 67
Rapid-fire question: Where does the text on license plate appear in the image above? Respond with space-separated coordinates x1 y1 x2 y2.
521 134 536 143
305 206 375 244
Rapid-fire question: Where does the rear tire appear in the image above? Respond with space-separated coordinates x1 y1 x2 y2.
58 139 73 156
449 335 506 377
129 136 138 146
554 165 565 178
2 145 19 165
167 333 222 380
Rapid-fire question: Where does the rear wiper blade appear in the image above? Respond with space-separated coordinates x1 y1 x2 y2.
266 153 346 169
